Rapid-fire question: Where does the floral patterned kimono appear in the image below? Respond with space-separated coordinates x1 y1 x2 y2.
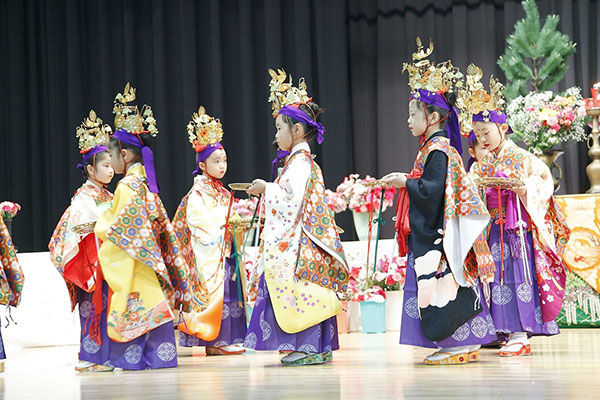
244 142 348 355
400 132 498 349
95 163 207 370
0 216 25 360
49 181 113 366
174 174 247 348
470 140 570 337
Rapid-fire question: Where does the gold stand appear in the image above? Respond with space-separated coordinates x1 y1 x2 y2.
586 108 600 193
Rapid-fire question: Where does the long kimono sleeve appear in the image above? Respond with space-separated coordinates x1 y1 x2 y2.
186 189 228 245
522 153 556 251
260 154 311 280
95 183 135 242
50 192 104 271
263 155 312 238
405 150 448 257
264 157 311 212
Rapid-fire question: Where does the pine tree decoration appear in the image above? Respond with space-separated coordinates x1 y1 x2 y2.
498 0 576 100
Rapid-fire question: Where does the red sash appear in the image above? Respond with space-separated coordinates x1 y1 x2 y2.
394 171 423 256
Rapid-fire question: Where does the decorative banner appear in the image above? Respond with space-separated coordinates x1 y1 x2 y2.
555 194 600 293
555 194 600 327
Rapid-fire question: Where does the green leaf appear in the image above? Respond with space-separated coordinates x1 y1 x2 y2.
497 0 576 93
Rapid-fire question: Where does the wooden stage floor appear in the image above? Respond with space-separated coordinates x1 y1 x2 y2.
1 329 598 399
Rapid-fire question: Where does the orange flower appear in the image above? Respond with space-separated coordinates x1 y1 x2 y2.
129 312 139 321
278 241 289 252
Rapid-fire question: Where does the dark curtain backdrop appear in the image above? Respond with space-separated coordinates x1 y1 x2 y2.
1 0 598 252
347 0 600 191
0 0 354 251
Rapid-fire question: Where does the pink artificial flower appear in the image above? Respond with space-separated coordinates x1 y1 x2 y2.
350 266 361 279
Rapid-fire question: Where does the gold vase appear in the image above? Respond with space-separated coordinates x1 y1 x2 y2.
537 150 563 192
586 108 600 194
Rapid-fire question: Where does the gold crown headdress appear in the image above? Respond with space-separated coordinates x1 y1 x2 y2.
75 110 112 152
456 63 506 136
403 37 463 96
267 68 311 117
187 106 224 152
113 82 158 136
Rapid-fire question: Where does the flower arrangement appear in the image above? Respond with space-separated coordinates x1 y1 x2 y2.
336 174 397 213
355 286 386 303
0 202 21 219
324 189 347 213
373 254 407 291
506 87 588 155
347 254 407 302
232 197 259 219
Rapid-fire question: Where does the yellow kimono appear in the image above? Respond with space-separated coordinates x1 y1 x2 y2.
260 142 348 333
95 164 207 342
174 175 233 341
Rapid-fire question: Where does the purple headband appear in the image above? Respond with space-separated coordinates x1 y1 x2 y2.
467 131 477 171
410 89 462 155
113 129 160 193
192 142 224 176
277 105 325 145
77 145 108 177
472 110 513 134
271 149 290 181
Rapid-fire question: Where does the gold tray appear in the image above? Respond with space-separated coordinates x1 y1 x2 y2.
474 177 524 189
363 180 389 188
230 217 264 228
228 183 253 191
72 222 96 235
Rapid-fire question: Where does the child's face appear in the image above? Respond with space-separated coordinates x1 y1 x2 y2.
275 114 295 152
85 152 114 184
473 121 507 152
407 100 427 137
200 148 227 179
88 152 115 185
468 138 489 162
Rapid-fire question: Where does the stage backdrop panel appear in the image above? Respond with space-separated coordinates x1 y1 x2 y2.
556 194 600 327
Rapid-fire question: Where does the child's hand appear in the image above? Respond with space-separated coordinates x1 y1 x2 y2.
381 172 402 181
512 185 527 197
382 172 408 188
246 179 266 196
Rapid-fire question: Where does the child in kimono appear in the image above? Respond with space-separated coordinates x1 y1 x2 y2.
49 110 115 372
0 214 25 372
382 39 497 365
460 64 570 357
175 107 247 355
94 83 207 370
243 69 349 366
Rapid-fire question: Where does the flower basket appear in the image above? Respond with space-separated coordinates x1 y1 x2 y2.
335 174 396 239
352 210 379 241
1 201 21 240
360 300 386 334
232 197 259 244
